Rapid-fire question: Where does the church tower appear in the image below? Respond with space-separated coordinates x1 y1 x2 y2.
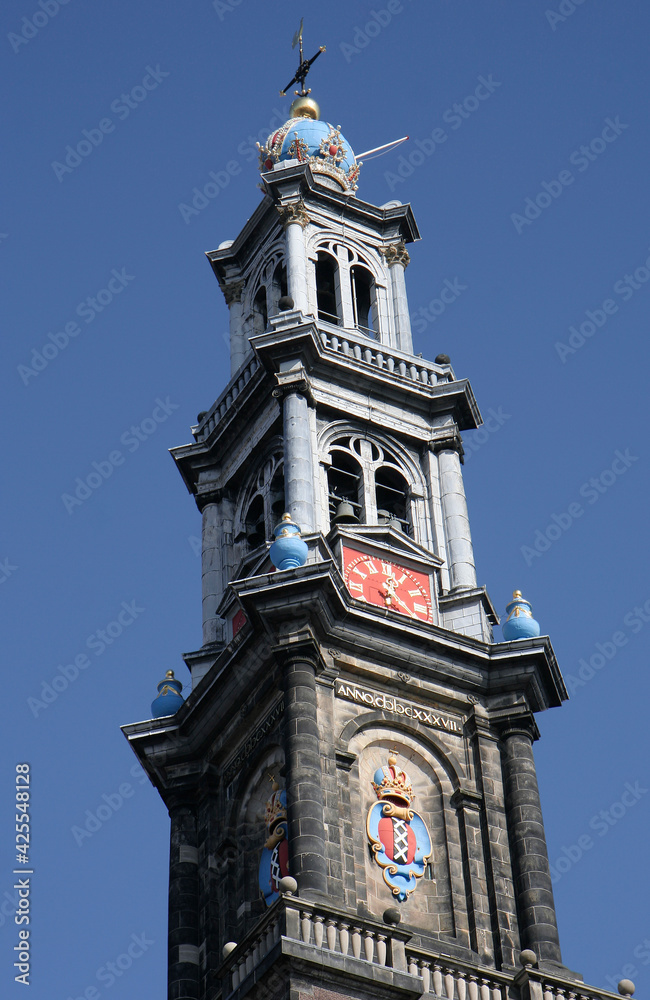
122 38 627 1000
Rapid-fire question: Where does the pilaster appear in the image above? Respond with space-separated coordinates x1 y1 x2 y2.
498 713 562 965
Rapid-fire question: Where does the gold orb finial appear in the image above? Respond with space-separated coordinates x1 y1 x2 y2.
290 95 320 120
513 590 522 599
166 670 175 679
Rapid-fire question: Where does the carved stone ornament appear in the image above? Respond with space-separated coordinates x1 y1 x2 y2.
258 776 290 907
222 279 245 305
366 751 432 901
380 242 410 269
276 200 310 229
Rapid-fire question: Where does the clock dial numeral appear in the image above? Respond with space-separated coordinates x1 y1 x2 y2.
342 547 432 624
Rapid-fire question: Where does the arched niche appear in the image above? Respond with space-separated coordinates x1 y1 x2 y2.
343 721 471 951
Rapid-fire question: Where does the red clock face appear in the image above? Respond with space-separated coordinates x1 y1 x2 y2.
342 546 433 623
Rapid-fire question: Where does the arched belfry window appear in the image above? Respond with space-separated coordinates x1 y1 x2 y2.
351 265 377 337
235 450 284 554
327 441 364 523
316 252 341 325
272 262 288 304
375 465 410 533
325 435 413 536
252 286 268 336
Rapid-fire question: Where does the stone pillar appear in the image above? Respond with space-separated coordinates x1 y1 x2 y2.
278 202 309 314
223 280 246 376
434 437 477 591
279 384 315 533
500 719 562 965
467 708 520 969
168 798 200 1000
199 495 226 646
382 242 413 354
281 650 327 898
450 787 494 963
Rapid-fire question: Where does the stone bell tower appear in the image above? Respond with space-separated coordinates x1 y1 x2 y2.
122 35 626 1000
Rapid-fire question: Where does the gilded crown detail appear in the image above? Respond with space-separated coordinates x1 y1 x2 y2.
372 752 414 806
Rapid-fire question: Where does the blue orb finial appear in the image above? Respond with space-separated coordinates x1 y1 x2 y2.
502 590 541 641
269 513 308 570
151 670 184 718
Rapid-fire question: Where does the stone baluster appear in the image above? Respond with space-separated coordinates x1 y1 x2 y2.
339 922 349 956
325 918 337 951
421 960 431 994
313 914 324 948
351 927 362 960
363 929 374 962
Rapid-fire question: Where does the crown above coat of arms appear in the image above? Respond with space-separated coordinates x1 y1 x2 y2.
372 752 415 806
265 776 288 831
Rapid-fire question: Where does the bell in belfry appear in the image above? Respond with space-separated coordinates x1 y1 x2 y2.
333 500 359 524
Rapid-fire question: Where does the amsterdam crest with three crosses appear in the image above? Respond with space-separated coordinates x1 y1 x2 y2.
258 776 290 906
366 751 433 901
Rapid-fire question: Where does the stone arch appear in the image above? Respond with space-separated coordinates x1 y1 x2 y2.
317 420 429 540
339 717 471 951
232 437 284 558
223 741 286 934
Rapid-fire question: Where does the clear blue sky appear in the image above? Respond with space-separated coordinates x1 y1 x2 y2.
2 1 649 997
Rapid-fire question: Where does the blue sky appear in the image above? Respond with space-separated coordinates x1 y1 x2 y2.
2 1 649 997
